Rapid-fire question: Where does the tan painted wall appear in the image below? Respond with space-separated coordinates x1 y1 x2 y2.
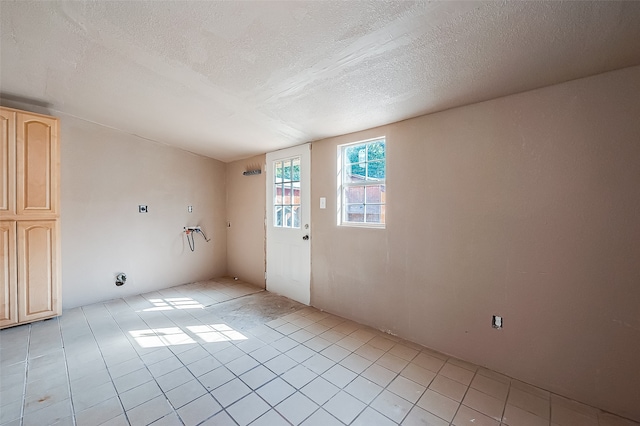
56 114 227 309
311 66 640 421
226 155 266 288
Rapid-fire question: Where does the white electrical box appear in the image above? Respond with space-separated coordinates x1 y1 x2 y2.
492 315 503 329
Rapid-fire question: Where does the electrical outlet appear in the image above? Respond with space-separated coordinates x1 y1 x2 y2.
188 205 193 213
492 315 503 329
139 205 148 213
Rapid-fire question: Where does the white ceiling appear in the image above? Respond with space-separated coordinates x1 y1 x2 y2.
1 1 640 162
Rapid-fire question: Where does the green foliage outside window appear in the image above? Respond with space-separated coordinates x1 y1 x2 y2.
344 140 385 181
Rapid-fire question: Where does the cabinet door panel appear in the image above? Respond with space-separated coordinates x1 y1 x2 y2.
17 220 60 322
0 109 16 215
16 113 59 216
0 221 18 328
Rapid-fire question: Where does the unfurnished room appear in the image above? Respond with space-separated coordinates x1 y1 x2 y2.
1 1 639 425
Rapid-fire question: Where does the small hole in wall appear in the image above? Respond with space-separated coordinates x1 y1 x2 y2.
492 315 503 329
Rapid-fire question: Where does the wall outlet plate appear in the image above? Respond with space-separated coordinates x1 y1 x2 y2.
139 205 148 213
188 205 193 213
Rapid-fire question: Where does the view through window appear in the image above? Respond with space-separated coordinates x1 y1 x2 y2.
338 138 386 227
273 157 301 228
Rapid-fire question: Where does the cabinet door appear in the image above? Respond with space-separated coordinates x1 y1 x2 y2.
0 108 16 215
16 113 59 216
17 220 60 323
0 221 18 328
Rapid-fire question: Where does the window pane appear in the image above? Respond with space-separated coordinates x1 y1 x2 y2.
292 181 301 204
365 204 383 223
365 185 384 203
345 204 365 223
284 206 293 228
283 160 291 182
275 161 283 183
275 206 282 227
292 157 300 181
367 140 385 161
274 184 282 205
292 206 300 228
345 164 366 183
283 183 291 204
345 186 364 203
367 160 385 180
344 144 366 165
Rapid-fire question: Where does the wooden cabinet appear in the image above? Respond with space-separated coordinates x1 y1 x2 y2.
0 107 61 329
0 221 17 327
1 108 16 215
17 221 61 323
16 112 59 216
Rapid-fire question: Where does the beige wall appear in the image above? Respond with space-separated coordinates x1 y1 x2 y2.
56 115 227 309
311 66 640 421
226 155 266 287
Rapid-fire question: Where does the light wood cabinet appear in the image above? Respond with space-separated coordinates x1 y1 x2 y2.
16 112 59 216
17 221 61 323
1 108 16 215
0 221 18 327
0 107 61 329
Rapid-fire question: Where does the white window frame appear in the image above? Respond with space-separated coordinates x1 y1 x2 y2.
337 137 386 228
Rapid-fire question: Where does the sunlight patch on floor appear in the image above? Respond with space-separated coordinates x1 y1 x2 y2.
129 323 248 348
141 297 205 312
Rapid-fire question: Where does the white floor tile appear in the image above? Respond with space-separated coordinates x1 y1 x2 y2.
1 279 635 426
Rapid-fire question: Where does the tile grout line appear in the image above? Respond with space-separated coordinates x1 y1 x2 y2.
449 367 478 425
199 291 304 425
80 304 133 426
105 299 186 425
19 323 31 426
59 316 76 426
110 283 271 424
388 346 451 424
8 280 638 426
157 289 266 425
57 316 78 426
260 320 352 425
499 377 512 426
237 315 343 424
263 316 432 425
238 309 506 425
369 349 428 425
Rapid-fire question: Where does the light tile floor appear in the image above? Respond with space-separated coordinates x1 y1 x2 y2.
1 278 638 426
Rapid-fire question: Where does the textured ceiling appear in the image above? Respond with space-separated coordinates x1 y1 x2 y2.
1 1 640 162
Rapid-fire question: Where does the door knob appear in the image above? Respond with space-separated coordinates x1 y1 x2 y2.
302 235 309 240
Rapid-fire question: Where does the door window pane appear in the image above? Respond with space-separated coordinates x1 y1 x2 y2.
273 156 302 228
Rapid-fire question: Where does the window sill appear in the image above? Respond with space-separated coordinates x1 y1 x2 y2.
339 223 386 229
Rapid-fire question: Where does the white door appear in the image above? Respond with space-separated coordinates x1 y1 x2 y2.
266 143 311 305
